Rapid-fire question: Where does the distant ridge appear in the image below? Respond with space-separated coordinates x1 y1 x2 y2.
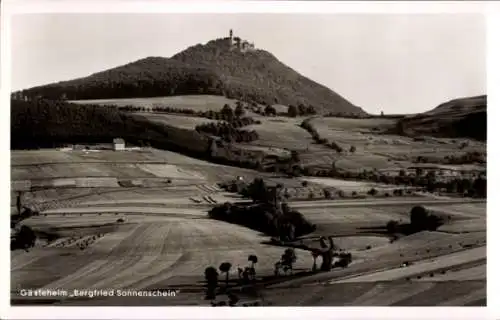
12 35 366 116
396 95 486 141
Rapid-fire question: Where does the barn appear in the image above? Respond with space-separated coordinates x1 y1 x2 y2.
113 138 125 151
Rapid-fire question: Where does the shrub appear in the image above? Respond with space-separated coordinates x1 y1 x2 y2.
208 201 315 239
408 206 444 232
323 189 332 199
386 220 399 234
410 206 429 229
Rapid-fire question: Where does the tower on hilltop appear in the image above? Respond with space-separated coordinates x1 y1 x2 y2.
229 29 235 46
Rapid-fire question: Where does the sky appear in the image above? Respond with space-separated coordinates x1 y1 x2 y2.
11 13 486 114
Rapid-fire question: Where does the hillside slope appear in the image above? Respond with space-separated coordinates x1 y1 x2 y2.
13 38 365 116
395 95 486 141
10 99 271 171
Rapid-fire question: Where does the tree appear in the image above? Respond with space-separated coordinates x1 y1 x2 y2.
386 220 399 234
15 225 36 250
204 266 219 300
264 105 277 116
415 167 423 177
290 150 300 163
298 104 306 116
410 205 428 230
311 250 320 272
280 202 291 214
248 255 258 280
323 189 332 199
234 104 245 118
248 254 258 268
281 248 297 273
331 161 337 173
306 105 316 115
219 262 232 288
16 192 22 215
287 105 298 117
228 292 239 307
243 178 269 203
221 104 234 120
472 176 486 198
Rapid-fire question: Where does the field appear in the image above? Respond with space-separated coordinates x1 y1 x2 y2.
306 117 486 171
71 95 242 112
133 113 220 130
10 99 487 306
11 146 486 306
245 116 321 151
301 177 399 193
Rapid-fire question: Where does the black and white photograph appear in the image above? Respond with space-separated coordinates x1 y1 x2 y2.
4 1 489 313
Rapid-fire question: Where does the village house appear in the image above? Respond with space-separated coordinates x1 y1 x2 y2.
113 138 125 151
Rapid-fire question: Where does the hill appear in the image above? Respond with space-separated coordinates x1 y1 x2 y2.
12 37 366 116
394 95 487 141
10 99 210 152
10 99 277 171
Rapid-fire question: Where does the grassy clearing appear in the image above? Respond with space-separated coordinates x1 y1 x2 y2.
299 206 408 226
135 113 220 130
246 116 321 150
12 217 312 292
71 95 241 112
301 176 398 192
314 117 398 131
265 280 485 306
335 245 485 283
416 263 486 282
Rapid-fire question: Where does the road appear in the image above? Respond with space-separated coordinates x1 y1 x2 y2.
38 197 484 216
289 198 485 209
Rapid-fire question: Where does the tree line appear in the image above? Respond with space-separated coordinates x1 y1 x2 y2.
194 107 261 143
386 205 445 236
300 119 346 153
209 178 316 241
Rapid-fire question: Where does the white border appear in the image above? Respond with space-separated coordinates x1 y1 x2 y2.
1 1 496 319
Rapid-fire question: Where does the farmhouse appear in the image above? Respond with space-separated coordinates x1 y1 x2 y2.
407 165 453 177
113 138 126 151
407 164 485 179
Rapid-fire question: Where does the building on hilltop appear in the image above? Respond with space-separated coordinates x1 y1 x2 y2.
228 29 255 53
